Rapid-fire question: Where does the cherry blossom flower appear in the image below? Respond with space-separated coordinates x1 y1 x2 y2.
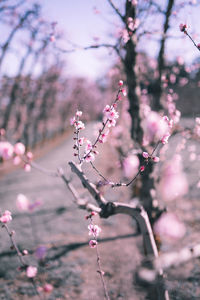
78 137 85 146
99 130 109 143
161 133 170 144
123 155 139 178
141 111 169 144
158 155 188 201
76 110 82 117
16 194 29 211
14 142 25 156
108 119 117 127
0 210 12 223
0 141 13 160
118 80 123 86
24 163 31 172
85 140 93 152
142 152 149 159
70 117 76 126
103 105 119 121
140 166 145 172
75 121 85 130
154 213 185 241
88 224 101 237
179 23 187 32
89 239 98 248
13 156 21 165
43 283 53 293
153 156 160 162
26 266 37 278
85 152 95 163
26 151 33 160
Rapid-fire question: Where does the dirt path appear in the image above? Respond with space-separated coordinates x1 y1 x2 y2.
0 123 147 300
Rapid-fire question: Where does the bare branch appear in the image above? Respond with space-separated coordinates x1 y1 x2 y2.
107 0 125 22
69 161 107 207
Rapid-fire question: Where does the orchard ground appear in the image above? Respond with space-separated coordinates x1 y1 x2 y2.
0 119 200 300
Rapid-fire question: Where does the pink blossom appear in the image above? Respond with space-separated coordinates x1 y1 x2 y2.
158 155 188 201
154 213 185 240
121 88 127 96
0 210 12 223
142 111 169 144
78 137 84 146
132 0 138 5
24 163 31 172
0 141 13 160
88 224 101 237
26 151 33 160
14 142 25 156
118 80 123 86
70 117 76 126
85 140 93 151
89 239 98 248
107 119 117 127
85 152 95 163
50 34 55 42
26 266 37 278
153 156 160 162
140 166 145 172
43 283 53 293
121 29 130 43
103 105 119 121
13 156 21 165
179 23 187 32
23 250 28 255
142 152 149 159
16 194 29 211
161 133 170 144
123 155 139 178
76 110 82 117
99 130 109 143
75 121 85 130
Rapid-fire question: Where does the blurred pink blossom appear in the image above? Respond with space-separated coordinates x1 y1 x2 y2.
0 210 12 223
16 194 29 211
123 155 139 178
14 142 25 156
0 141 13 160
154 213 185 240
26 266 37 278
89 239 98 248
88 224 101 237
158 155 188 201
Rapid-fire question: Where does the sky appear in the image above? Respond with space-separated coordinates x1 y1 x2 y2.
41 0 200 78
1 0 200 79
41 0 118 79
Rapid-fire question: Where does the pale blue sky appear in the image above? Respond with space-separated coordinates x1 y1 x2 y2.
41 0 200 78
1 0 200 79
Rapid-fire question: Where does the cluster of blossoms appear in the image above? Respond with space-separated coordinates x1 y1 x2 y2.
86 212 101 249
0 131 33 171
70 81 126 163
141 111 172 146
